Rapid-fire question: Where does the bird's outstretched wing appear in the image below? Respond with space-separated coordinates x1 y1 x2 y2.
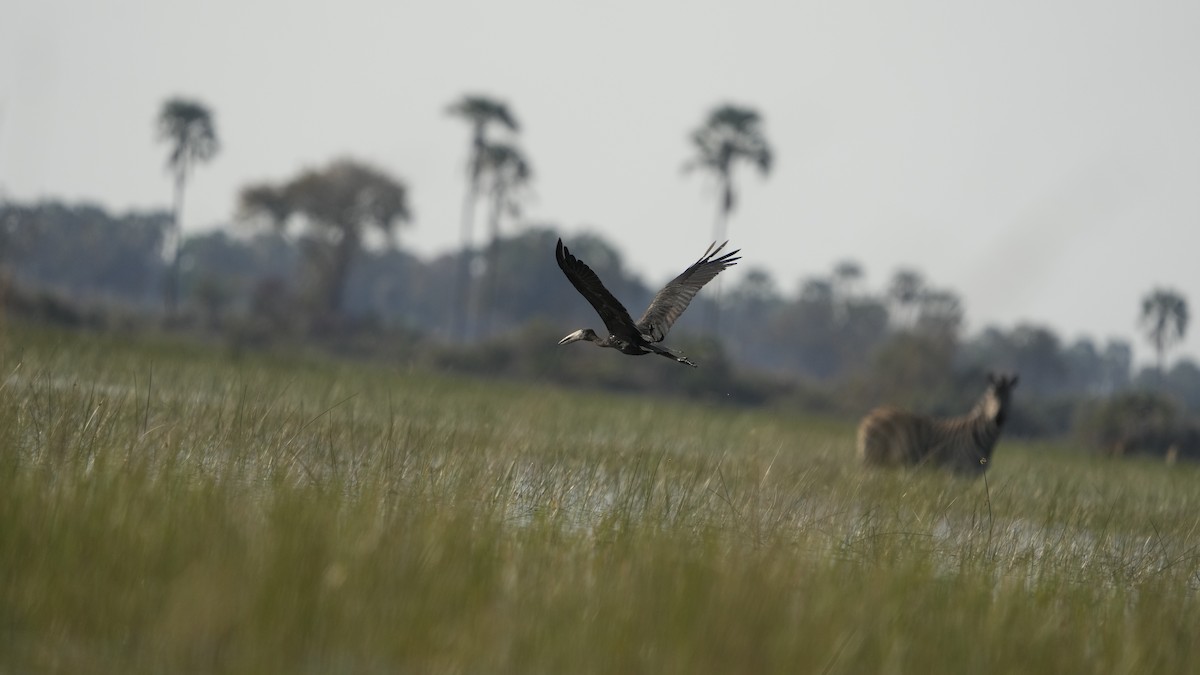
556 239 640 340
636 241 741 342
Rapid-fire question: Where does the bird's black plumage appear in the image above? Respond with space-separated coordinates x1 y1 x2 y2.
555 238 740 367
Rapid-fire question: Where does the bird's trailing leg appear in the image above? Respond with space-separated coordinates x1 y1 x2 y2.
650 345 698 368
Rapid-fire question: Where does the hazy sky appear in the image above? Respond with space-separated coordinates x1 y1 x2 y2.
3 0 1198 365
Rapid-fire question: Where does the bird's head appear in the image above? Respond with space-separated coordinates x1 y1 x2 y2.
558 328 599 346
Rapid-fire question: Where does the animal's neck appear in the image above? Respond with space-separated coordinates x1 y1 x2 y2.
972 394 1002 424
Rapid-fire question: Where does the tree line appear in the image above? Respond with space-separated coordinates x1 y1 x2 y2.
2 199 1197 442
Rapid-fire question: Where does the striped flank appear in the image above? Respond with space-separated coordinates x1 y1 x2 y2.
857 373 1019 475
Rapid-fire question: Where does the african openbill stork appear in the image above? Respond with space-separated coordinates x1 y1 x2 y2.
555 238 740 367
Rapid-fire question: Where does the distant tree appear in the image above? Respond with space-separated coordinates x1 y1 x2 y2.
1008 324 1067 396
725 267 783 367
462 227 642 337
914 288 964 342
446 94 520 339
476 141 533 337
839 297 890 370
1163 359 1200 413
684 104 773 243
866 330 960 413
0 208 10 327
0 209 12 267
728 267 781 327
1140 288 1189 374
683 103 772 330
248 276 300 336
1100 339 1134 393
0 201 168 307
156 97 218 315
238 184 291 226
1074 390 1180 456
178 229 299 316
192 275 233 330
1061 338 1106 395
768 278 840 379
239 159 411 318
729 268 781 308
831 260 864 301
887 268 925 329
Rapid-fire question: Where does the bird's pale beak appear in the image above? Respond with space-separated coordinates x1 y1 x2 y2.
558 329 586 345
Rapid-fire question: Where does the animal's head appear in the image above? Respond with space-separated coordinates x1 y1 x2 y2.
984 372 1019 425
558 328 599 346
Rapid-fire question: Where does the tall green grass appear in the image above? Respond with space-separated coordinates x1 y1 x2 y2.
2 323 1198 673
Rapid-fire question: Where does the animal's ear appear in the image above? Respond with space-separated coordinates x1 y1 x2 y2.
1008 374 1019 388
988 371 997 385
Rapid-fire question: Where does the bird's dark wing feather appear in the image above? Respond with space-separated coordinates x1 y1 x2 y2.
636 241 741 342
556 239 641 341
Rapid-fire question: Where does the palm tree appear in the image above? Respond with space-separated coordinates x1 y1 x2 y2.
1140 288 1189 374
446 94 520 339
684 104 773 244
476 141 533 337
156 97 218 316
683 103 772 330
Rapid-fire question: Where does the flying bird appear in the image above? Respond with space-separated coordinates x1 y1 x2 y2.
555 238 740 367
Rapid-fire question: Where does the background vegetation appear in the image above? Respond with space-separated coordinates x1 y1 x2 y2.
2 198 1198 457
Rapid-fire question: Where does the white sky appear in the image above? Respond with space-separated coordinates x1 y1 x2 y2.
2 0 1198 365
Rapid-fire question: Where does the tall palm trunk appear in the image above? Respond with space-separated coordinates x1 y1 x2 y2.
451 131 485 342
1155 336 1165 376
479 185 505 338
165 168 186 317
713 175 733 244
706 173 733 334
324 231 358 317
452 182 477 340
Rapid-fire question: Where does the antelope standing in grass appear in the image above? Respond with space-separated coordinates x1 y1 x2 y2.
857 373 1019 475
